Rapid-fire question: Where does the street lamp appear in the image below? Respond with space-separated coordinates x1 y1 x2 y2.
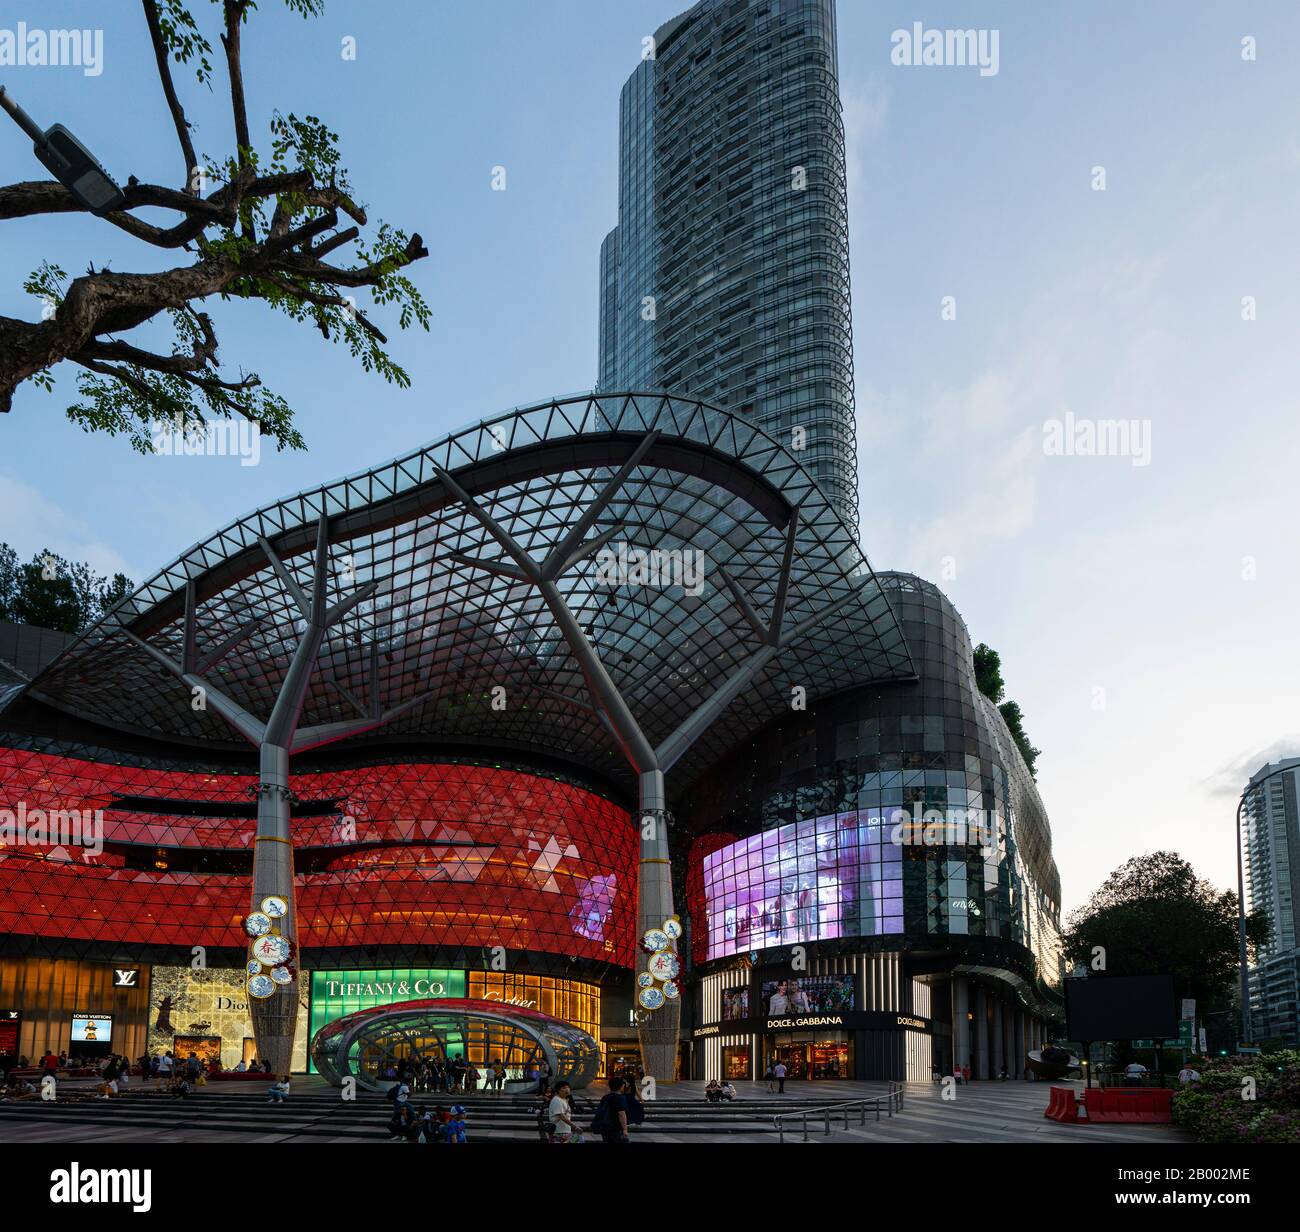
1234 763 1296 1048
0 84 125 214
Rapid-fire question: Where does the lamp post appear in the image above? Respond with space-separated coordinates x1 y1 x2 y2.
0 84 125 213
1234 763 1296 1047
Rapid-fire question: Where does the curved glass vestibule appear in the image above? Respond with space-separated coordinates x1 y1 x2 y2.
310 997 601 1090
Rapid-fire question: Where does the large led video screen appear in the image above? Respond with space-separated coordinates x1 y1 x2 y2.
761 974 855 1017
1065 975 1178 1042
700 812 904 960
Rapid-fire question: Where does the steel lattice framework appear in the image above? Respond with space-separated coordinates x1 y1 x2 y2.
9 391 915 1079
18 393 913 782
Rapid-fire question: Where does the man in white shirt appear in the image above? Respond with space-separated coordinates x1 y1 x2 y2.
549 1079 577 1142
774 1061 788 1094
1177 1065 1201 1084
1124 1061 1148 1087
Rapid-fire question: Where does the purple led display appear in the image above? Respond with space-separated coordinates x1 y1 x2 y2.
701 811 905 960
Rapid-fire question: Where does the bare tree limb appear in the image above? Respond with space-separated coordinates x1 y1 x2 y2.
142 0 199 188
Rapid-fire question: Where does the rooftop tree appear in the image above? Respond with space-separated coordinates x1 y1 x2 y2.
972 641 1042 777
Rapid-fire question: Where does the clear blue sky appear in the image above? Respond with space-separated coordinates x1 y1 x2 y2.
3 1 1299 913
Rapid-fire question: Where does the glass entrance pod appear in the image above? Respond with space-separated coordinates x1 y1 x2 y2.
310 997 601 1091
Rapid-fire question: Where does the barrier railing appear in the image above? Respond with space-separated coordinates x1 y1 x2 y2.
773 1082 905 1143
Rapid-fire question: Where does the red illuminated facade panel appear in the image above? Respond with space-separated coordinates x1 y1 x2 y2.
685 831 739 966
0 749 635 967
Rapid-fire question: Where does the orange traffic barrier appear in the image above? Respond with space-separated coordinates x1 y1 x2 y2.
1044 1086 1080 1121
1082 1087 1174 1124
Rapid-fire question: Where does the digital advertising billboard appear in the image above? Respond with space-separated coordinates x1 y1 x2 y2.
760 974 855 1017
700 813 904 961
70 1012 112 1054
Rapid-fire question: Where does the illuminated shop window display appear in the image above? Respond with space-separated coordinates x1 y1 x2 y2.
307 968 600 1075
765 1033 853 1080
722 1045 751 1080
148 966 309 1071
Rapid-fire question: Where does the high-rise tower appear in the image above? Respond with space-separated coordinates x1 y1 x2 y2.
598 0 858 526
1244 758 1300 1045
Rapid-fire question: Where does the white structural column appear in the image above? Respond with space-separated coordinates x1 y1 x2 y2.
974 986 989 1080
952 976 970 1076
123 515 431 1075
636 768 679 1078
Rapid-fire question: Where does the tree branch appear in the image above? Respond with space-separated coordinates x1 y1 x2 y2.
142 0 199 188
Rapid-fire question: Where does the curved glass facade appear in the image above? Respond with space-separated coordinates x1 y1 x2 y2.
0 745 637 967
310 997 602 1091
683 572 1063 991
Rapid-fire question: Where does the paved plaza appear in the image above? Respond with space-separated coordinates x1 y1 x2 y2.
0 1076 1189 1144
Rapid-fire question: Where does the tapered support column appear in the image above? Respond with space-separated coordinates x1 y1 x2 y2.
636 768 680 1082
992 997 1005 1077
951 976 970 1076
974 986 988 1080
1013 1009 1026 1079
249 742 298 1075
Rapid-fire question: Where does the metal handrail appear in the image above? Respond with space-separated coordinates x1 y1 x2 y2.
773 1082 905 1142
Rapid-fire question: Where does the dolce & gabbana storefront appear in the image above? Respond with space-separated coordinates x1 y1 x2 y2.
694 958 935 1083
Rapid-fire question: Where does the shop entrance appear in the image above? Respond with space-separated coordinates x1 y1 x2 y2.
764 1032 852 1079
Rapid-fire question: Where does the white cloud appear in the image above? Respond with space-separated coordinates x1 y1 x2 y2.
0 471 137 579
1201 736 1300 800
841 77 889 199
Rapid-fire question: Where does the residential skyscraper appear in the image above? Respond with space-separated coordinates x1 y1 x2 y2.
1243 757 1300 1045
598 0 858 526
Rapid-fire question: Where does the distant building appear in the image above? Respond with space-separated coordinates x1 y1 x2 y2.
1243 757 1300 1045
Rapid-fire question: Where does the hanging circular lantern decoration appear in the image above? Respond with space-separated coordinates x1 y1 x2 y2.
641 928 670 953
270 965 294 986
662 916 683 941
260 895 289 919
246 959 263 976
637 986 666 1011
647 949 680 982
243 912 272 938
251 933 292 967
247 974 276 999
661 979 681 1001
636 971 655 989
